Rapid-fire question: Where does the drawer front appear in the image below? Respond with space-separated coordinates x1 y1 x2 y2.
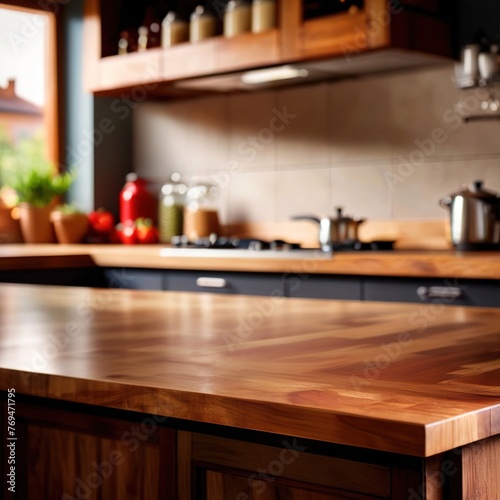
285 274 362 300
166 271 284 297
364 278 500 308
103 268 165 291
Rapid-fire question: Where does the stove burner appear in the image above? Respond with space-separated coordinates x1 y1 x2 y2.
171 235 302 251
170 236 395 252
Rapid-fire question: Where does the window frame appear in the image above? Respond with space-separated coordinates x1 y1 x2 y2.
0 0 63 167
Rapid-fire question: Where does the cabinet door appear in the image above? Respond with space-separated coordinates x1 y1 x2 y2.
2 399 175 500
363 278 500 308
280 0 453 61
179 432 401 500
166 271 285 297
285 274 362 300
103 267 165 290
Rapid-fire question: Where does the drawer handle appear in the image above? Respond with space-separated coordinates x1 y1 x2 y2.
416 286 463 301
195 277 227 288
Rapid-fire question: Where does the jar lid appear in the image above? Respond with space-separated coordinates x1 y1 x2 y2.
226 0 250 11
191 5 215 19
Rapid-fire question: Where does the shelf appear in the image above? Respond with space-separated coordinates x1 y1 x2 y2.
84 0 455 98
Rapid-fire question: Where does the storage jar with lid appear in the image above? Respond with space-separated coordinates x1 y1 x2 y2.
190 6 217 43
119 173 157 224
159 173 187 244
252 0 276 33
184 180 220 241
224 0 251 37
162 11 189 47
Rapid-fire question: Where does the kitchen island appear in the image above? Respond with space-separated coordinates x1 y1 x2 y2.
1 284 500 499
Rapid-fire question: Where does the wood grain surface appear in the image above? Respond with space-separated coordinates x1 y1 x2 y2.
0 244 500 280
1 284 500 457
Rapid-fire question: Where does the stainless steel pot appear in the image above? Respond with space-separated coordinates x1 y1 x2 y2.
292 207 365 252
440 180 500 250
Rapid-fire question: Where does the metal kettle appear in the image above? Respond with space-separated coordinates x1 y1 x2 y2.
292 207 365 252
440 180 500 250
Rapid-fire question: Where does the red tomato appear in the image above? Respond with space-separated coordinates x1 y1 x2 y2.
88 209 115 234
118 222 138 245
135 218 159 244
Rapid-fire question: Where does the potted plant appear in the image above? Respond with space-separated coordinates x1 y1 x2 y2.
1 136 74 243
50 204 89 244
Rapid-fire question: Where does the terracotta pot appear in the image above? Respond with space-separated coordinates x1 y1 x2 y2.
51 211 89 244
18 203 56 244
0 207 23 243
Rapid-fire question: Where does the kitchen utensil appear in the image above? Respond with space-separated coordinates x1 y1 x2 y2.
440 180 500 250
292 207 366 252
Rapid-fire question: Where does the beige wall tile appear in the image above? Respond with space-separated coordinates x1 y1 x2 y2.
275 168 331 221
134 96 229 179
329 75 395 163
330 165 393 220
390 66 500 160
227 171 276 223
276 82 329 166
229 91 278 170
391 159 500 220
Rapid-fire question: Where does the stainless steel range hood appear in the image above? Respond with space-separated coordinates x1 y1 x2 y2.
173 49 451 92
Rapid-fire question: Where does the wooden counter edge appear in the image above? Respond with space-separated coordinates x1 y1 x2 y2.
3 368 499 458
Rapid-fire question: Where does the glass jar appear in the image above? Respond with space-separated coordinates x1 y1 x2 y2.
159 173 187 244
190 6 217 43
184 181 220 241
162 11 189 47
119 173 157 224
224 0 251 37
251 0 276 33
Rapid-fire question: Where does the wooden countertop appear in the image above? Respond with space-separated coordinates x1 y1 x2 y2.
1 284 500 457
0 244 500 279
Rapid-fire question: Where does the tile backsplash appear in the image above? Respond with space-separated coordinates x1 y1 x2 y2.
134 65 500 225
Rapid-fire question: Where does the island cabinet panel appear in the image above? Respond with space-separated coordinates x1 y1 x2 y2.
363 277 500 308
102 267 166 291
4 401 176 500
178 432 425 500
285 274 362 300
166 271 285 297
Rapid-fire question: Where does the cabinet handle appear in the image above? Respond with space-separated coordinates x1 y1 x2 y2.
416 286 463 301
196 277 227 288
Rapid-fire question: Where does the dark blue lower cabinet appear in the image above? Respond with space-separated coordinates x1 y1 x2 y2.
363 277 500 308
285 274 362 300
102 268 165 291
165 271 285 297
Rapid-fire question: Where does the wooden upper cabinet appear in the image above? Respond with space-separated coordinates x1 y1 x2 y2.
83 0 454 97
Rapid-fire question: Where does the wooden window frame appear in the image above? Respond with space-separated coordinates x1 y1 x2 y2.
0 0 63 167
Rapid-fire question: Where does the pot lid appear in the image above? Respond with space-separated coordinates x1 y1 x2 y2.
333 207 365 222
451 180 498 199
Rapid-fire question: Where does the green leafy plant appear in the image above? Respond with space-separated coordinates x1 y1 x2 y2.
0 134 74 208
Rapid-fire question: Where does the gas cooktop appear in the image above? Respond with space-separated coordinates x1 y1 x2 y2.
159 236 396 258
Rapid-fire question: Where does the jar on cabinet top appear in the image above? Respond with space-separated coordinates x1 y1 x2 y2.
190 5 217 43
162 11 189 47
224 0 251 37
251 0 276 33
119 173 157 224
159 173 187 244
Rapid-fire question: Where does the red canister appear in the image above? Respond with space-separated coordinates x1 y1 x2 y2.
119 173 157 224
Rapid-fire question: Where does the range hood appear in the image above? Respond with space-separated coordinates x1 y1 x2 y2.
173 49 452 92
